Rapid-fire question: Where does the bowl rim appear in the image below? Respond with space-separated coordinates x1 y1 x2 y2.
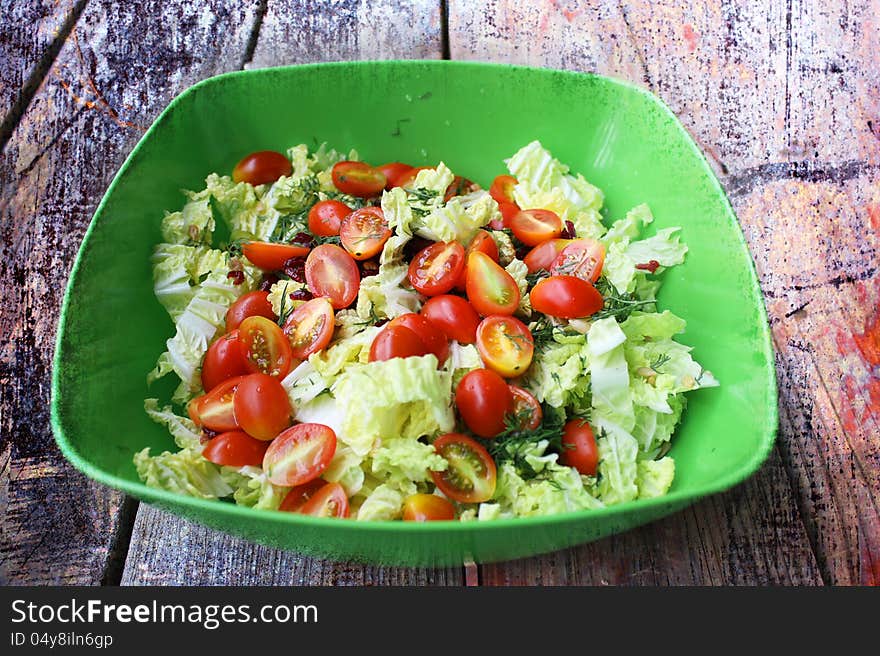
50 59 778 533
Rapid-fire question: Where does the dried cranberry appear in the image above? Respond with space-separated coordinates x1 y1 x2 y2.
375 318 388 327
560 220 576 239
226 270 245 285
360 258 380 277
403 236 433 262
635 260 661 273
201 428 219 444
259 274 280 291
291 232 314 249
515 243 531 260
290 288 313 301
282 256 307 282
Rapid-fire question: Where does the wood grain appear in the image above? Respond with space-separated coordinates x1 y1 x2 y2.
449 0 880 584
0 0 262 585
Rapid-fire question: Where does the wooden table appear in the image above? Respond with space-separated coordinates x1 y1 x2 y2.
1 0 877 586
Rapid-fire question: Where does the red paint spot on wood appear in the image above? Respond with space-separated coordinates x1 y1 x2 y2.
683 24 699 52
860 526 880 586
853 311 880 368
868 203 880 233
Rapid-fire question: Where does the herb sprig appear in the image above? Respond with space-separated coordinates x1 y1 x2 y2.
593 277 654 321
482 404 571 480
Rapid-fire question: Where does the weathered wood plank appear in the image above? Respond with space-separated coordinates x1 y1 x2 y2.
120 507 462 586
121 0 452 586
0 0 86 146
448 0 880 584
0 0 262 585
248 0 443 67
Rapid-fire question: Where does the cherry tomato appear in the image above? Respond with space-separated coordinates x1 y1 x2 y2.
455 369 513 438
395 166 431 189
496 201 520 229
331 161 386 197
305 244 360 309
282 297 335 360
340 207 391 260
300 482 350 518
377 162 414 189
239 315 295 378
308 199 351 237
232 373 292 441
242 241 310 272
465 251 520 316
455 229 499 291
201 330 250 392
193 375 246 432
489 175 518 205
509 209 564 246
476 315 534 378
530 275 604 319
225 291 276 332
202 430 269 467
263 423 337 487
232 150 292 186
420 295 481 344
550 238 606 283
408 241 466 296
387 313 449 364
279 479 327 513
509 385 542 431
523 238 571 273
403 494 456 521
444 175 478 202
560 418 598 476
369 324 429 362
431 433 497 503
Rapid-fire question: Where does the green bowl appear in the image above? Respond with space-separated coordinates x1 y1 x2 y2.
52 61 776 566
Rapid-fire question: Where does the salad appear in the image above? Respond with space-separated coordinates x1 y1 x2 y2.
135 141 718 521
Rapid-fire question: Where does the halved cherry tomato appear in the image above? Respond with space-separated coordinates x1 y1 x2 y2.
495 201 520 229
300 482 350 518
465 251 520 316
403 494 455 521
476 315 534 378
239 315 295 378
387 313 449 364
225 291 276 332
509 385 542 431
193 375 246 432
263 423 337 487
550 238 606 283
560 418 598 476
454 229 499 290
279 479 326 512
444 175 478 202
201 330 250 392
530 275 603 319
396 166 431 189
308 199 351 237
283 297 335 360
340 207 391 260
378 162 415 189
408 241 465 296
431 433 497 503
509 209 563 246
420 295 481 344
489 175 518 205
523 239 571 273
242 241 310 272
369 324 429 362
305 244 360 309
202 430 269 467
232 373 292 441
331 161 386 197
455 369 513 437
232 150 292 186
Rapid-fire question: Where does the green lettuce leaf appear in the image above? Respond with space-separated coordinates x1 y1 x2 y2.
445 341 483 388
505 258 532 317
323 444 366 497
588 317 634 431
331 354 454 457
161 197 215 245
595 427 639 505
636 457 676 499
200 173 279 241
492 460 603 518
372 438 447 489
134 447 233 500
144 398 202 450
355 483 408 521
522 333 590 409
226 466 289 510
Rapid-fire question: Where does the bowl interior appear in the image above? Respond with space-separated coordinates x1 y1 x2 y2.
52 61 776 565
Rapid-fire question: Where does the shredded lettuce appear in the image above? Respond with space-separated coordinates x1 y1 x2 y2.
134 447 232 500
143 398 202 450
